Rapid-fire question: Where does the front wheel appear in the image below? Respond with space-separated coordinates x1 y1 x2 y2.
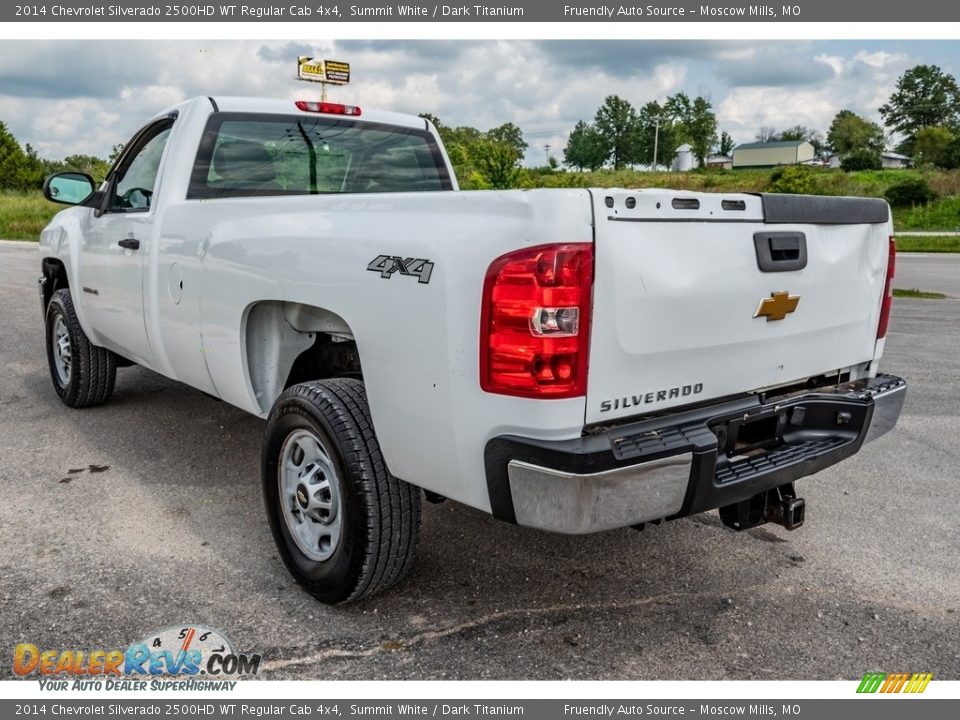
261 379 421 604
44 289 116 408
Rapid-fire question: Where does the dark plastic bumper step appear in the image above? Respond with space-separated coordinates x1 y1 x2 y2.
715 437 849 485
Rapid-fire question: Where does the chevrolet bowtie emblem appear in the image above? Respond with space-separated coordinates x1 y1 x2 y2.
754 291 800 321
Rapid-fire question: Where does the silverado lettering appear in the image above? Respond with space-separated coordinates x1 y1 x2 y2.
600 383 704 412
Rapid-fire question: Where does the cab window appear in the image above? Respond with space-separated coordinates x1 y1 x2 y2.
188 112 453 199
110 124 173 212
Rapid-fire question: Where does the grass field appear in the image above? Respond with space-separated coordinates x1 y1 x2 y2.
3 166 960 242
0 191 60 241
895 235 960 252
893 288 947 299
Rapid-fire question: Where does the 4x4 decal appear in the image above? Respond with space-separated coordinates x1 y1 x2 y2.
367 255 434 284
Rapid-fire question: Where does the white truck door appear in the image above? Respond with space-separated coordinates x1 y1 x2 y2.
80 120 173 367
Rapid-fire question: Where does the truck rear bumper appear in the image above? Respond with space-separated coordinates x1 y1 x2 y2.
484 374 905 534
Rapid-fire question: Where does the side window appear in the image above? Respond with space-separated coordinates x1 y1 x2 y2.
111 126 172 212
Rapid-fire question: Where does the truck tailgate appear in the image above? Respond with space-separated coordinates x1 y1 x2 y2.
585 190 892 425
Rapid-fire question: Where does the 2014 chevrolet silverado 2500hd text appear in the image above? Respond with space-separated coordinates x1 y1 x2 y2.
37 96 905 603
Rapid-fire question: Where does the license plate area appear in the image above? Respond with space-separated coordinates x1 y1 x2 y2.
716 409 784 461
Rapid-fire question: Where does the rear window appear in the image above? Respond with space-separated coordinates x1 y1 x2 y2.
188 112 453 199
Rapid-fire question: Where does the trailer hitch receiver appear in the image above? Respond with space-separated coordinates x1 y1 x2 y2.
719 483 805 532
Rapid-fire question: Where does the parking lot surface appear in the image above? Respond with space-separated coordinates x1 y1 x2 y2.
1 242 958 680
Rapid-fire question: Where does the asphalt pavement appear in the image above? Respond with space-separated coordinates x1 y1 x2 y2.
895 253 960 297
1 241 958 680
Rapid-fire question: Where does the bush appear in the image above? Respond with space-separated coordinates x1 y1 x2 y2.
769 165 816 194
840 149 882 172
885 178 937 206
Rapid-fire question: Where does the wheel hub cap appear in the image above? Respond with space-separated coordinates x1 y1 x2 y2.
278 429 344 562
51 315 72 386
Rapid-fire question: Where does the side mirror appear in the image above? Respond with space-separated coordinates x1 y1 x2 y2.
42 172 96 206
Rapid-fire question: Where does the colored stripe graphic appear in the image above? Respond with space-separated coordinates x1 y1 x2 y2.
857 672 886 693
857 672 932 694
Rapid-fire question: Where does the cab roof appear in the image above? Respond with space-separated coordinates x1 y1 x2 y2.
206 96 431 131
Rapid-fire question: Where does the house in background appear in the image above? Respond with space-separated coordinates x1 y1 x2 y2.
732 140 815 168
706 154 733 170
826 151 912 169
881 152 912 169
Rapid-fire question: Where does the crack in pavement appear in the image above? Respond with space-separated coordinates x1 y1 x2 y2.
260 590 715 671
260 581 959 674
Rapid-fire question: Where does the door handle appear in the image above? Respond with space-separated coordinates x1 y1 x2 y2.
118 237 140 251
753 232 807 272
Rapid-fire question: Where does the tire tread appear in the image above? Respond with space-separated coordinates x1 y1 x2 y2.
266 378 421 603
46 289 116 408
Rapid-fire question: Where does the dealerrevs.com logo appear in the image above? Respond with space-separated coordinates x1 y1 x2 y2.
13 625 261 691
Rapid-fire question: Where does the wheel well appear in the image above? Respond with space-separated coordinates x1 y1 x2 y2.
244 301 362 414
41 258 68 309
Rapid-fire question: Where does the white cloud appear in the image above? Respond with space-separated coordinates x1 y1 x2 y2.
0 40 949 163
718 47 915 144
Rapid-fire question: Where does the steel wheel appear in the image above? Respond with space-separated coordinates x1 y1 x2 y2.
278 428 343 562
51 314 72 386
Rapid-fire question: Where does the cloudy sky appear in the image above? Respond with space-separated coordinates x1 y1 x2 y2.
2 39 958 165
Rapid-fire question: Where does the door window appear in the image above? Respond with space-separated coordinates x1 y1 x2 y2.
111 125 172 212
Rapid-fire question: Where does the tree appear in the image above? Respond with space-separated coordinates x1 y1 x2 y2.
879 64 960 154
636 100 679 169
840 149 882 171
913 125 956 167
718 131 735 156
59 154 112 183
418 112 443 130
472 140 521 189
563 120 606 171
108 143 125 164
826 110 885 155
755 126 779 143
684 96 718 167
593 95 643 170
0 121 44 191
660 93 718 168
486 122 528 159
942 137 960 169
778 125 826 156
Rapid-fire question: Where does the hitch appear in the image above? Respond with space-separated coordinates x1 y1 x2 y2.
719 483 805 532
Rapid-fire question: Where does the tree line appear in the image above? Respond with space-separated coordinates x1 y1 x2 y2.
564 64 960 172
0 122 121 192
3 63 960 194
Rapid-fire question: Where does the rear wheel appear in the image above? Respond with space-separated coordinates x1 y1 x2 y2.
262 379 421 604
44 289 116 408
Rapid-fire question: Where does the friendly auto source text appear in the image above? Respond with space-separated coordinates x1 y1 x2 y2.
563 5 786 17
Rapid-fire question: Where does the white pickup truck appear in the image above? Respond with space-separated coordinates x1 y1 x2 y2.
38 96 905 603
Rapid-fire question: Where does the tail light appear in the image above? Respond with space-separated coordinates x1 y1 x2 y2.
480 243 593 398
877 237 896 339
295 100 361 116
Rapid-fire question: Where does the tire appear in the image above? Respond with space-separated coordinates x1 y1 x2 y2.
45 289 117 408
262 378 421 604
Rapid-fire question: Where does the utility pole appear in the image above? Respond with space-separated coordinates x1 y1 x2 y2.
652 117 660 171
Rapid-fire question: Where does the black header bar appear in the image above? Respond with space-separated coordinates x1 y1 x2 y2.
5 1 959 23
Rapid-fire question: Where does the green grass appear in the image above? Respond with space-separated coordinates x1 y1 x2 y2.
4 166 960 241
895 235 960 252
0 191 60 241
527 167 960 232
893 196 960 231
893 288 947 299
